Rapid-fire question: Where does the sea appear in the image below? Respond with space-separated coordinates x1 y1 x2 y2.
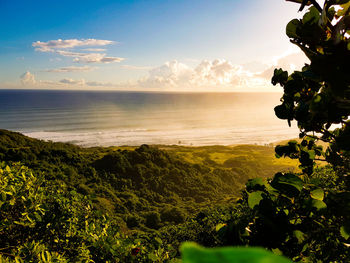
0 90 298 147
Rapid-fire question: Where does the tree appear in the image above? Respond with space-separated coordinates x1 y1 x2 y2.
273 0 350 180
222 1 350 261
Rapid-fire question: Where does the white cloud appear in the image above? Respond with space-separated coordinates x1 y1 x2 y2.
32 39 114 52
17 51 309 91
138 59 253 90
83 48 107 52
33 38 124 64
86 81 115 87
256 51 309 80
45 66 95 73
20 71 36 85
59 78 85 85
121 65 152 70
55 50 124 64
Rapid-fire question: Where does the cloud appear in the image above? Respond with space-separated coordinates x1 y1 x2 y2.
63 51 124 63
86 81 115 87
138 59 253 89
17 52 309 91
55 50 123 64
83 48 106 52
59 78 85 85
33 38 124 64
44 66 95 73
32 39 114 52
20 71 36 85
256 51 309 80
121 65 152 70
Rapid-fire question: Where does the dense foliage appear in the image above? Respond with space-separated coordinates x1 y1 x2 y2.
0 129 293 232
0 129 295 262
216 1 350 262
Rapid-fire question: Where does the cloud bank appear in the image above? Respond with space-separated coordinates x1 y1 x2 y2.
138 59 256 90
18 51 308 91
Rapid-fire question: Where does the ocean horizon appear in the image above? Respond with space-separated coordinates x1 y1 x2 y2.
0 89 298 147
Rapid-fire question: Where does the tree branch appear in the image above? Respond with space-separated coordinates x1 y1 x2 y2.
285 0 323 13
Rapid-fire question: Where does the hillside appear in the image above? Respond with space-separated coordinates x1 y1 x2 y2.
0 129 296 230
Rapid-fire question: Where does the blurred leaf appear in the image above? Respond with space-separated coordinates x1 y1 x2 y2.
181 242 293 263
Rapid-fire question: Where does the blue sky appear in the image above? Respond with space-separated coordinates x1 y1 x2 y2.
0 0 309 91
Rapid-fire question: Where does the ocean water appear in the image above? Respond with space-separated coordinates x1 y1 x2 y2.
0 90 298 147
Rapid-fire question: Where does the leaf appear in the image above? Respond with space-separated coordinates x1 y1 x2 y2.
246 178 268 190
340 223 350 240
181 242 293 263
286 19 301 39
215 223 227 232
274 105 290 120
311 199 327 210
148 253 158 261
248 191 264 209
271 248 283 256
307 150 316 160
310 188 324 201
336 2 350 17
154 237 163 244
293 230 306 244
272 173 304 192
302 6 320 25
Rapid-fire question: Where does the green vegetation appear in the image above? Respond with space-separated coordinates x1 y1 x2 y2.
1 0 350 262
0 129 296 233
180 242 293 263
0 130 296 262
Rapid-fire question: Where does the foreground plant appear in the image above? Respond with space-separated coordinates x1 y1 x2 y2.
220 1 350 262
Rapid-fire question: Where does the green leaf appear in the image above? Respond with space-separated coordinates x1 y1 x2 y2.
311 199 327 210
215 223 227 232
302 6 320 24
310 188 324 201
308 150 316 160
248 191 264 209
286 19 300 38
271 248 283 256
337 2 350 17
246 178 268 190
148 253 158 261
272 173 304 192
154 237 163 244
181 242 293 263
340 224 350 240
293 230 306 244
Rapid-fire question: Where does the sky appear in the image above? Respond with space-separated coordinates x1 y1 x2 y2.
0 0 311 91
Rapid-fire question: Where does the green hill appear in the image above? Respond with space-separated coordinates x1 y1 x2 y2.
0 129 296 230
